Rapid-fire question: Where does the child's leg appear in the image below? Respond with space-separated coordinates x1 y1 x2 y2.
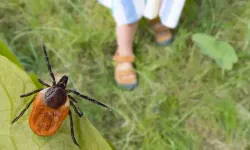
113 22 138 89
116 22 137 56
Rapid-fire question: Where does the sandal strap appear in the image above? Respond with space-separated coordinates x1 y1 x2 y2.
115 69 137 84
116 77 137 84
113 55 135 63
116 69 135 76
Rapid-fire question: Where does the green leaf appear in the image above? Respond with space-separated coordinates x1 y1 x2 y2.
0 42 51 97
192 33 238 70
0 41 23 69
29 72 44 89
0 41 48 91
0 56 112 150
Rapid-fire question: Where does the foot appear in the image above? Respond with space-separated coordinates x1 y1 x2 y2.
150 18 174 46
113 51 138 90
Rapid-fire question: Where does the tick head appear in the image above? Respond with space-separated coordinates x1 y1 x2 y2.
57 75 68 89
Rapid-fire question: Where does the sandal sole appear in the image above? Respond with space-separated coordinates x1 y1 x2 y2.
116 81 138 90
156 36 174 46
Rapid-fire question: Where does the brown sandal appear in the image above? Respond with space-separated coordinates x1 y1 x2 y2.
113 53 138 90
150 18 174 46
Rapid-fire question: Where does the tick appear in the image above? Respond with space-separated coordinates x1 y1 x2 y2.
11 44 110 147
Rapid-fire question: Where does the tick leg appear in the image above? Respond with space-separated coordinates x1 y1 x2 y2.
67 89 110 110
11 97 35 124
70 101 83 117
20 88 43 98
69 110 80 147
43 44 56 86
68 95 78 103
38 79 51 87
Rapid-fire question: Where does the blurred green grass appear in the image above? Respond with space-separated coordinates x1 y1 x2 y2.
1 0 250 149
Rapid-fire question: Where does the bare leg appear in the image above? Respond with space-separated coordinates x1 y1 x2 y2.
114 22 138 85
116 22 138 56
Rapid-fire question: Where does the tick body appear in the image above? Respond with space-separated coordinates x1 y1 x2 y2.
29 88 69 136
12 44 110 147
